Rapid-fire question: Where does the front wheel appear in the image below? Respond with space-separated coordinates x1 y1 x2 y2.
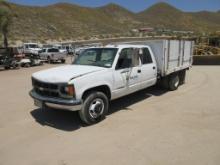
79 91 109 125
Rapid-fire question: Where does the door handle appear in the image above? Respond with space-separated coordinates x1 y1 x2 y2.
137 69 141 73
153 66 156 70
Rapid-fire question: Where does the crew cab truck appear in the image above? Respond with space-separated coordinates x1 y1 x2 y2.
39 48 66 63
30 40 194 125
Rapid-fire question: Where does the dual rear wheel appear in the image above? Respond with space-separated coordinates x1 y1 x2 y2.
159 70 186 91
168 74 180 91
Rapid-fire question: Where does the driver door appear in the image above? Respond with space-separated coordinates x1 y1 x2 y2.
112 48 141 99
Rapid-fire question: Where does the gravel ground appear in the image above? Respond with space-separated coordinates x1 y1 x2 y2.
0 61 220 165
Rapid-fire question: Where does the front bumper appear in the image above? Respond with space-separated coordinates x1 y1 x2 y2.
29 90 82 111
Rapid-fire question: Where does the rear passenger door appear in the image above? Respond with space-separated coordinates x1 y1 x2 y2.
139 48 157 89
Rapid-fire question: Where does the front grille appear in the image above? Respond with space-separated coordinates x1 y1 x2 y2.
32 79 58 90
35 88 59 98
32 78 60 98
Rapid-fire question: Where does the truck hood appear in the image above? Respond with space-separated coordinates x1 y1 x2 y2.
32 65 105 83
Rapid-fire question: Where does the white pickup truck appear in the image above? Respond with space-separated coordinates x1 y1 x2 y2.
39 48 66 63
23 43 42 56
30 40 194 125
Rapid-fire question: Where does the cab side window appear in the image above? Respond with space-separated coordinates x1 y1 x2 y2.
140 48 153 64
116 48 133 70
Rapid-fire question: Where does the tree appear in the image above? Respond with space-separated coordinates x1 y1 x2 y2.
0 1 12 48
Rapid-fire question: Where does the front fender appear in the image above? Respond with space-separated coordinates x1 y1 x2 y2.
70 70 114 100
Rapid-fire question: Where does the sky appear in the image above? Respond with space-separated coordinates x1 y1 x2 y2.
8 0 220 12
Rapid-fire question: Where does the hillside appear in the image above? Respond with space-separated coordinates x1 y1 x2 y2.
9 3 137 42
138 2 220 32
0 2 220 42
138 2 187 29
98 3 139 24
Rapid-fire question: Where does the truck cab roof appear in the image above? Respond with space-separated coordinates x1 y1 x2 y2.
104 44 149 49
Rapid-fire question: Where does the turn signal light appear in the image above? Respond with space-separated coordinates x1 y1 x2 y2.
67 85 75 96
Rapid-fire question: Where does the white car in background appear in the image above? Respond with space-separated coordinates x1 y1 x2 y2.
23 43 42 56
39 48 66 63
53 44 68 54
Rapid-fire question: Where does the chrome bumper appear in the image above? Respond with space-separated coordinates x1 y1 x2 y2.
29 90 82 111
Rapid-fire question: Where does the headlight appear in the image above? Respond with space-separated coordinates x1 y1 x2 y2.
60 84 75 98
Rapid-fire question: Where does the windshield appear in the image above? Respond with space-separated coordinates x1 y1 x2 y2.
73 48 118 68
28 44 39 48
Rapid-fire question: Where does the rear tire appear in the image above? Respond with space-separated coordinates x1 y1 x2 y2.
179 70 186 85
4 66 10 70
47 57 52 64
24 63 30 68
168 74 180 91
79 91 109 125
61 59 65 63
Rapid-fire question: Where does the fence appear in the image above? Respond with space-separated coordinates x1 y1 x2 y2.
193 55 220 65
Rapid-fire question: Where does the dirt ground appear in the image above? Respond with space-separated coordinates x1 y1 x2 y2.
0 60 220 165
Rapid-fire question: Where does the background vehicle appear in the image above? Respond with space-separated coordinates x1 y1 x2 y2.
74 43 102 56
53 44 68 54
20 55 43 67
63 45 74 55
30 40 194 125
0 48 20 70
23 43 42 56
39 48 66 63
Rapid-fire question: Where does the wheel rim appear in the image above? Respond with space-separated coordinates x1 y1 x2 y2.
88 98 104 119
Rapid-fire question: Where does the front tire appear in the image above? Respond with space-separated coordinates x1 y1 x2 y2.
79 91 109 125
